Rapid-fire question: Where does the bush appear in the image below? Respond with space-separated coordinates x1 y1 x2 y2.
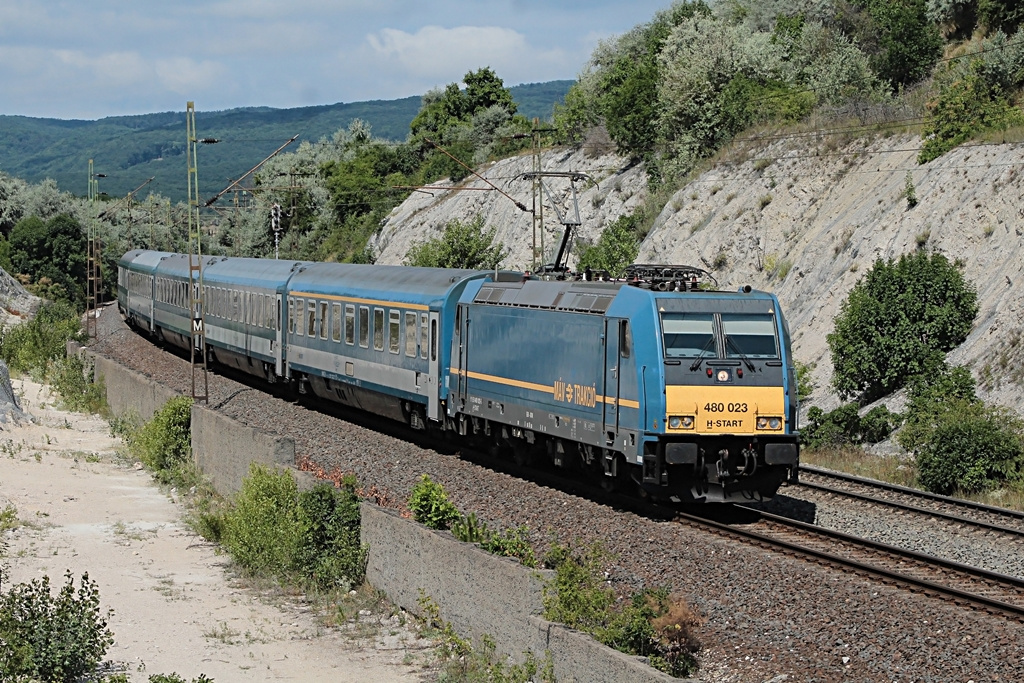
50 354 106 414
542 543 699 677
0 301 86 377
915 403 1024 494
128 396 194 487
0 570 114 682
221 464 302 579
294 479 368 590
896 362 978 453
827 250 978 402
802 404 898 449
408 474 460 530
577 212 641 277
220 465 367 588
404 216 508 270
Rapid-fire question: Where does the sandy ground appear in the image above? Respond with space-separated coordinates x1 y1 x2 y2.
0 379 437 682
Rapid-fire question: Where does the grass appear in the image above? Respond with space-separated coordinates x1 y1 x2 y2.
801 446 1024 512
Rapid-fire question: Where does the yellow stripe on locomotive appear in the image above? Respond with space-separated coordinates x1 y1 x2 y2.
665 385 786 435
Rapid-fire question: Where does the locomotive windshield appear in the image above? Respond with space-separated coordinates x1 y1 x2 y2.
721 313 779 358
662 312 715 357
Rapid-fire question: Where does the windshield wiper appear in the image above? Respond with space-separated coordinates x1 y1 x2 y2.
725 335 756 372
689 336 716 371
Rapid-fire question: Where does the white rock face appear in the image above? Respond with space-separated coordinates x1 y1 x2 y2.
369 148 648 272
372 135 1024 417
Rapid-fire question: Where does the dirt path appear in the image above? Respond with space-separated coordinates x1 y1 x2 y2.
0 379 436 682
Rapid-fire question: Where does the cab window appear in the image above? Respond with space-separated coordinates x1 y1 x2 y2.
661 312 715 358
721 313 779 358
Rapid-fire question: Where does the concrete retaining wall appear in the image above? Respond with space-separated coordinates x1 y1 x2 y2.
89 352 178 423
362 504 683 683
190 405 295 497
85 350 685 682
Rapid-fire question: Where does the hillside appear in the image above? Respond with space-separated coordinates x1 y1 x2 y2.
369 134 1024 420
0 81 572 204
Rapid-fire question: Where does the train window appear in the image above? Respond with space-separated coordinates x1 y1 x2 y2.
332 303 342 342
721 313 779 358
232 290 241 322
373 308 385 351
389 310 400 354
275 298 281 332
306 300 316 337
405 312 417 357
293 298 302 335
345 305 355 345
430 319 437 362
359 306 369 347
319 302 328 340
661 312 715 358
257 294 264 328
619 321 632 359
420 313 428 359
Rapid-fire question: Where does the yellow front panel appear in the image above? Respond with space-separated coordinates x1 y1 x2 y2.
665 385 785 434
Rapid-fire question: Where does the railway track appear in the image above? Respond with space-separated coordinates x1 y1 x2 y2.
677 506 1024 622
796 464 1024 538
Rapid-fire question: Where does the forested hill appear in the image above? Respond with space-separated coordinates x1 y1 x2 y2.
0 80 572 204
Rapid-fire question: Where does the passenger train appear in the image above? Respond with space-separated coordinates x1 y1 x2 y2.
118 251 800 503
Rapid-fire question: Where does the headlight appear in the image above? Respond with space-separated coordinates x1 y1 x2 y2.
756 416 783 430
668 416 694 429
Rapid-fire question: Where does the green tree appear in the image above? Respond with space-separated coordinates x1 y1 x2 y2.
978 0 1024 34
827 251 978 402
918 60 1024 163
577 213 640 276
404 216 508 269
845 0 943 88
8 213 87 307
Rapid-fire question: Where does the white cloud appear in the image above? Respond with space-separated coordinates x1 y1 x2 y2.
154 58 230 96
366 25 531 79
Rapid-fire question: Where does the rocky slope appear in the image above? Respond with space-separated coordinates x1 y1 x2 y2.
370 134 1024 418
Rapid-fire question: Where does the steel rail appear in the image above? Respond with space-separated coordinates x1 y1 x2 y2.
677 507 1024 622
797 464 1024 531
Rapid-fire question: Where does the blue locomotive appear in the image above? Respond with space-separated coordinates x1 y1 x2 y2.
119 252 799 502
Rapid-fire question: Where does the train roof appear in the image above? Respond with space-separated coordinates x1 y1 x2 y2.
194 256 310 288
287 263 511 308
119 249 175 271
472 279 780 315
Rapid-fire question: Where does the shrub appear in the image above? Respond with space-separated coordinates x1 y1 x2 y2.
404 216 508 269
50 354 106 414
221 464 302 578
802 404 898 449
128 396 194 487
542 543 699 677
0 570 114 682
577 212 641 277
479 526 537 568
408 474 460 530
827 250 978 402
915 403 1024 494
896 362 978 453
794 361 816 401
0 301 86 377
295 479 368 590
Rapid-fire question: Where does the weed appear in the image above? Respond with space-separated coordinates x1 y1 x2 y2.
724 192 736 204
983 224 995 238
915 230 930 248
0 570 114 682
203 622 241 645
753 158 772 172
712 250 728 270
758 194 773 209
50 355 108 415
127 397 197 489
904 171 918 209
541 543 699 677
408 474 460 531
0 505 19 532
710 184 722 195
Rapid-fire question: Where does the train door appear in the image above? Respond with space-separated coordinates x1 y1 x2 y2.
427 310 441 421
274 294 283 376
603 318 625 445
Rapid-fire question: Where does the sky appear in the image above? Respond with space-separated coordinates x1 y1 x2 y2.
0 0 674 121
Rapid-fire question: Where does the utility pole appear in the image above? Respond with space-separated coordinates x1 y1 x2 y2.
86 160 106 340
186 102 208 404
